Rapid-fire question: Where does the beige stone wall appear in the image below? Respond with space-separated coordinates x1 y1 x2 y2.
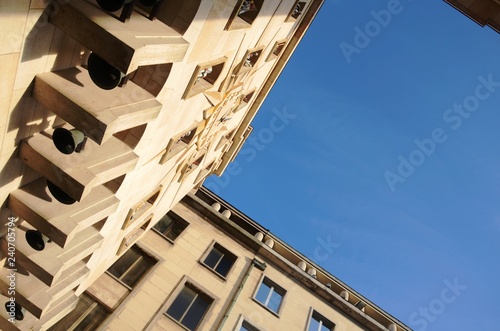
102 201 366 331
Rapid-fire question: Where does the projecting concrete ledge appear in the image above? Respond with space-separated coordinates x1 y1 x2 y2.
33 67 162 145
49 0 189 74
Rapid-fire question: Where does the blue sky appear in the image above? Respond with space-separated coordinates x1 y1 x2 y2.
205 1 500 330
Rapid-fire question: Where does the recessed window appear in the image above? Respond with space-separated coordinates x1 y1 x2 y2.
240 320 260 331
235 90 255 113
201 242 237 278
236 47 264 75
123 186 162 229
286 1 306 22
166 283 214 331
161 122 200 164
254 276 286 315
48 293 109 331
107 245 156 288
179 152 206 181
267 40 286 61
184 58 227 99
152 211 189 242
226 0 264 30
308 310 335 331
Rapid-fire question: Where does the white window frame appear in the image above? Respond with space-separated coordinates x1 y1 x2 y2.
252 275 286 316
306 307 336 331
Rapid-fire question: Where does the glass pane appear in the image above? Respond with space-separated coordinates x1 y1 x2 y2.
108 246 141 280
204 247 223 269
154 214 174 234
75 304 109 331
181 294 211 330
255 281 271 305
267 290 283 313
321 324 332 331
121 257 153 287
167 286 196 321
165 220 188 241
308 316 321 331
215 255 234 277
241 321 257 331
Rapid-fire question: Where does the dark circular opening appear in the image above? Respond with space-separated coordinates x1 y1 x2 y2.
53 128 75 154
4 302 24 321
25 230 45 251
88 52 122 90
47 180 76 205
96 0 126 12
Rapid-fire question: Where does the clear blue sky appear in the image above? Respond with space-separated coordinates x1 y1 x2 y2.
205 1 500 330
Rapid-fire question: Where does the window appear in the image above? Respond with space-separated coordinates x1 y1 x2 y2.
226 0 264 29
236 47 264 75
201 242 237 278
161 122 200 164
240 320 260 331
286 1 306 22
267 40 286 61
48 293 109 331
254 277 286 314
166 283 214 331
152 211 189 242
184 58 227 99
308 310 335 331
107 245 156 288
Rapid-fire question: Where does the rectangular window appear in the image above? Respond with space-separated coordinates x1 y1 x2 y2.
152 211 189 242
184 58 227 99
286 1 306 21
266 40 286 61
254 277 286 314
308 310 335 331
161 122 201 164
48 293 109 331
240 320 260 331
107 245 156 288
166 283 214 331
201 242 237 278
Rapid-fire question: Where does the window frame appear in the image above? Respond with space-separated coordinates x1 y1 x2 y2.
152 210 190 243
161 121 202 164
233 314 267 331
106 244 157 290
252 275 286 317
225 0 264 30
286 0 307 22
151 276 218 331
266 39 287 61
48 292 110 331
306 308 336 331
199 241 238 280
183 57 227 99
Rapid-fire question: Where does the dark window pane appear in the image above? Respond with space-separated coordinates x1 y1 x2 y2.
121 257 153 287
181 294 211 330
215 255 233 276
48 294 108 331
165 219 188 241
204 248 223 269
154 212 188 241
167 286 196 321
154 214 174 234
108 247 141 280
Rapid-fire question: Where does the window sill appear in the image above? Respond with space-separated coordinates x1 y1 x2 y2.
198 261 228 281
251 298 281 318
151 228 175 245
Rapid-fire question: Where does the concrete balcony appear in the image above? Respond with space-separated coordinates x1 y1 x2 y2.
7 178 118 248
33 67 162 145
19 125 137 201
49 0 190 75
